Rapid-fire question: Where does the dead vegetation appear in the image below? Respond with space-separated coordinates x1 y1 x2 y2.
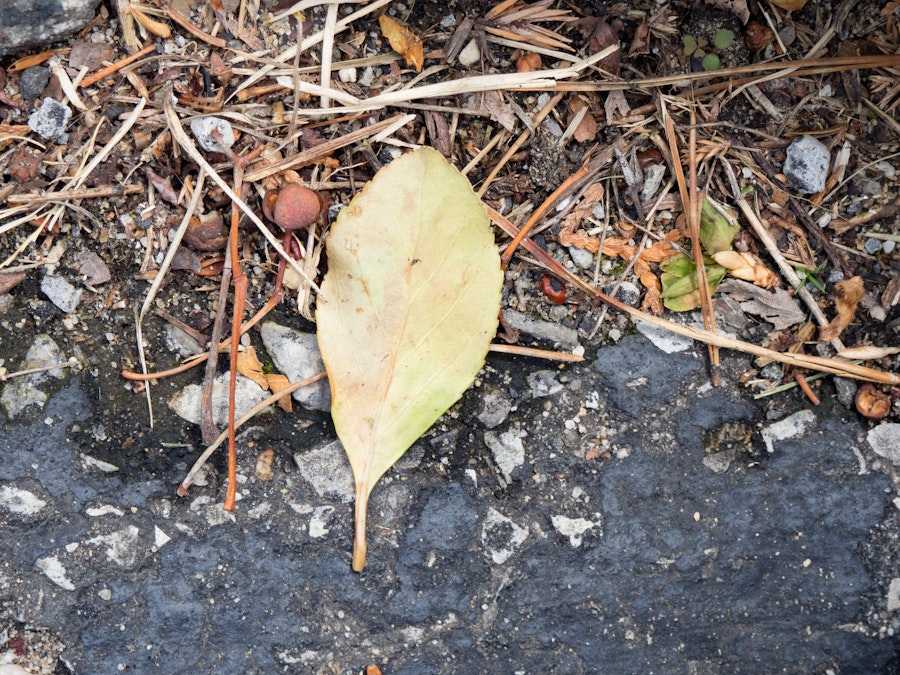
1 0 899 448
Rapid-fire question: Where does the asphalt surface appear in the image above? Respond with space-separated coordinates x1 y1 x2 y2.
1 333 898 673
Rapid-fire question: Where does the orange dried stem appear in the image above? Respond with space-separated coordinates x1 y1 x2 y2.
80 43 155 88
501 164 588 268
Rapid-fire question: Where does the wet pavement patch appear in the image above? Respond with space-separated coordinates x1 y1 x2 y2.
1 337 898 672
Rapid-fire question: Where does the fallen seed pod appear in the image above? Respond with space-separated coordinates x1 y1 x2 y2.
540 273 566 304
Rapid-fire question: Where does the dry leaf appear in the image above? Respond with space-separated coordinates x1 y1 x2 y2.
711 250 778 288
837 345 900 360
130 5 172 38
769 0 808 10
568 97 597 143
316 148 502 571
820 276 865 341
266 373 293 413
378 15 424 72
236 347 269 391
75 251 112 286
7 50 55 72
717 279 805 330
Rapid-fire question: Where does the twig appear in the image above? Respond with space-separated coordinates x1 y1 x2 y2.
719 159 845 352
7 184 144 204
477 92 565 197
79 43 156 88
176 372 328 496
488 344 584 362
120 292 282 382
162 90 321 294
486 206 899 385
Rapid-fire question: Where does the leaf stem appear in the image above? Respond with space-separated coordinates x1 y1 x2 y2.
352 482 369 572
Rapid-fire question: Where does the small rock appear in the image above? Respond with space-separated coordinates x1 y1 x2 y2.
883 240 896 254
35 555 76 591
887 578 900 612
867 423 900 465
0 485 47 515
308 505 335 538
832 377 858 409
702 452 733 474
634 319 694 354
0 0 101 58
168 372 270 427
481 508 528 564
0 334 67 417
84 526 142 568
502 309 580 350
526 369 563 398
551 513 601 548
864 238 883 255
484 429 526 481
477 389 511 429
260 322 330 411
28 98 72 142
293 441 354 502
153 526 171 549
568 246 594 270
41 274 82 313
165 324 204 358
190 116 235 153
458 38 481 67
19 66 50 101
338 67 357 83
603 281 641 307
761 409 816 454
783 135 830 194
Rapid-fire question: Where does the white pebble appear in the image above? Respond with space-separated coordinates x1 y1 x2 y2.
338 67 357 83
190 116 235 153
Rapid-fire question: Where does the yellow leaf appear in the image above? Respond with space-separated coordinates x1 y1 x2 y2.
316 148 502 571
378 15 424 72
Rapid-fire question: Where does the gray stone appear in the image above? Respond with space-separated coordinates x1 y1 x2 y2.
567 246 594 270
484 429 526 481
19 66 50 102
41 275 82 313
502 309 580 350
165 324 204 358
293 440 354 502
0 0 102 58
634 319 694 354
864 238 883 255
27 98 72 143
783 135 830 194
190 117 235 154
526 369 563 398
833 376 857 409
481 508 528 564
168 373 270 427
476 389 511 428
260 322 330 411
0 334 66 418
867 423 900 465
603 281 640 307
